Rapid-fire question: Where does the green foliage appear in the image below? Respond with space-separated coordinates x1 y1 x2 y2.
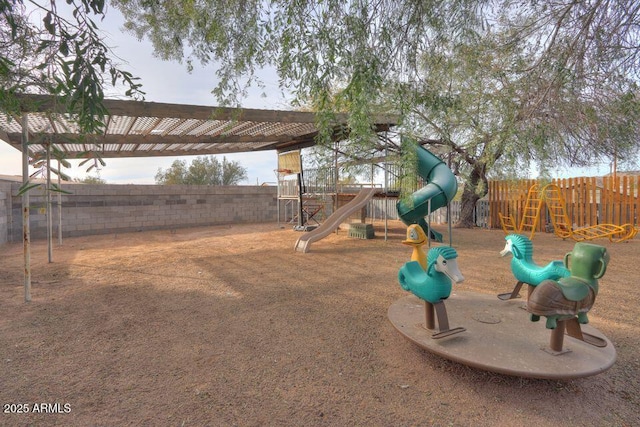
74 175 106 184
394 2 640 220
398 136 420 195
3 0 144 200
111 1 639 166
17 143 73 195
155 156 248 185
1 0 144 134
112 0 483 147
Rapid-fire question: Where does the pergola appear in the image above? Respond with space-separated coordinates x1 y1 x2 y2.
0 94 397 302
1 94 396 157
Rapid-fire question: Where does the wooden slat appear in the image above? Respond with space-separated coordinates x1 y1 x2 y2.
590 177 597 227
1 94 398 159
635 176 640 227
16 93 397 125
576 177 584 227
621 175 629 224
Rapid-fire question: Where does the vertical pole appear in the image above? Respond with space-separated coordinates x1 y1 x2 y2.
424 301 435 330
427 198 432 248
370 163 374 224
334 141 339 216
297 173 303 228
448 202 453 247
277 195 281 227
384 140 388 241
21 114 31 303
57 159 62 245
550 320 566 353
46 143 52 262
276 163 281 228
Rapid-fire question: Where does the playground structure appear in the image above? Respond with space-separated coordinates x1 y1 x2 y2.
390 231 617 379
395 145 458 243
497 184 543 240
288 144 458 253
280 150 386 253
294 187 380 253
498 182 638 242
389 151 616 379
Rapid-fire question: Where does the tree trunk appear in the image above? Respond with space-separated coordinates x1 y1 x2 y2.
456 164 488 228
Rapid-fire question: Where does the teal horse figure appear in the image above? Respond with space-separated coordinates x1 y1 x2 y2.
399 246 464 303
498 234 570 300
398 246 465 338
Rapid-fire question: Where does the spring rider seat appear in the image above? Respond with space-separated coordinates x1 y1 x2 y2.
528 242 610 354
398 225 465 339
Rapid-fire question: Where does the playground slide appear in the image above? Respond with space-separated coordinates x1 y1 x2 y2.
294 187 381 253
396 145 458 242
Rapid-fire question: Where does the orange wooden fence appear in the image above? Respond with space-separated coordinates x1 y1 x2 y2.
489 176 640 231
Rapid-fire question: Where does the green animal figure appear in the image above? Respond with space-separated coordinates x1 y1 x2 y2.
398 245 466 338
498 234 570 300
527 242 609 329
398 246 464 304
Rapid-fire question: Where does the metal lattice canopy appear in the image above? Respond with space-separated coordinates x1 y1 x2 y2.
0 94 396 158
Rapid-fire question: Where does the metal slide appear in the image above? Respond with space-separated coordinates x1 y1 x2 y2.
396 145 458 242
294 187 381 253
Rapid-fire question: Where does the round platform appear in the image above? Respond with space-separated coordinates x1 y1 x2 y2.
388 291 616 379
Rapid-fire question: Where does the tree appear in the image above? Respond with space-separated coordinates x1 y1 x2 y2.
155 156 248 185
112 0 640 227
74 175 106 184
112 1 483 137
495 0 640 169
397 5 640 226
6 1 639 226
1 0 144 133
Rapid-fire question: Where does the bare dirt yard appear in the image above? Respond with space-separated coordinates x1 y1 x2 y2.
1 221 639 426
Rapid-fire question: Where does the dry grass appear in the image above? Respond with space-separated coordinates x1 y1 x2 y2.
1 221 638 426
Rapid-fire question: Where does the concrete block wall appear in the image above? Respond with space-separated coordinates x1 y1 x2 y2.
2 182 277 242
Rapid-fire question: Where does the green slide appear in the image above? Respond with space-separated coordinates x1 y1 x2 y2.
396 145 458 242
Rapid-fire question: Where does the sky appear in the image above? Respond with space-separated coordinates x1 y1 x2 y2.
0 5 293 185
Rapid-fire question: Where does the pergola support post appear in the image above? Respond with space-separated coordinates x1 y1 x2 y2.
21 114 31 303
57 159 62 246
46 142 53 263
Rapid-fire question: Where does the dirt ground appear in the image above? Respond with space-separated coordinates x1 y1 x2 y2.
1 221 639 426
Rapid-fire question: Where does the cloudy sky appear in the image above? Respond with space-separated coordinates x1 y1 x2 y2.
0 5 293 185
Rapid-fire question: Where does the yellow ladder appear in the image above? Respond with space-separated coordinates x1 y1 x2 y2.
518 184 543 239
498 212 517 234
498 184 544 239
542 184 574 239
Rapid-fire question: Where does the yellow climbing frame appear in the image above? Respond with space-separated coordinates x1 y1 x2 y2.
498 183 637 242
498 184 543 240
542 184 638 243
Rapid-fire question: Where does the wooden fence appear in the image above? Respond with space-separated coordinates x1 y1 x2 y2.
489 176 640 232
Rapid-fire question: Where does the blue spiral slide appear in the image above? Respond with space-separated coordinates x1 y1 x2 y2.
396 145 458 242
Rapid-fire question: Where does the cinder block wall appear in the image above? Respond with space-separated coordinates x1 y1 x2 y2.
2 182 277 242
